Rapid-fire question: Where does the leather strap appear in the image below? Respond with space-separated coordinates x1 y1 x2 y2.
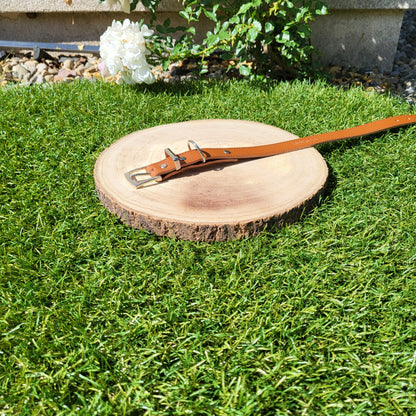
130 115 416 187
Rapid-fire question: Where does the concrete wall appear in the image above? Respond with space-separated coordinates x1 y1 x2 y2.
311 0 416 71
0 0 210 44
2 0 416 71
0 0 180 13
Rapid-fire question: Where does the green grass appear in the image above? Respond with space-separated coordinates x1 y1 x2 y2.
1 79 416 415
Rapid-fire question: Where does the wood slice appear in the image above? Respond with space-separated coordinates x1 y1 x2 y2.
94 119 328 241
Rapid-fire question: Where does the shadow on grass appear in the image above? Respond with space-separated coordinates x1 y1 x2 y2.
131 79 209 96
129 77 283 97
317 125 412 159
304 124 413 223
266 124 413 233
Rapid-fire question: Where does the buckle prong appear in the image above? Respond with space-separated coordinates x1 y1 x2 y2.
124 167 162 189
164 148 186 170
187 140 206 163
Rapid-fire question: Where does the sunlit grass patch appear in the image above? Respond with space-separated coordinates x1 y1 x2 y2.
1 80 416 415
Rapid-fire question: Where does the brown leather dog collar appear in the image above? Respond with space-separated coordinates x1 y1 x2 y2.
125 114 416 188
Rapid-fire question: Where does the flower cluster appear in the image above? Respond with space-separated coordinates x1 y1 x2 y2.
99 19 155 84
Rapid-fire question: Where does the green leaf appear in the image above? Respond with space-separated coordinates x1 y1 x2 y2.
156 24 166 34
247 28 259 43
237 3 253 15
297 23 310 39
130 0 140 12
238 64 251 76
229 15 240 25
191 44 202 54
315 2 328 15
252 20 262 31
265 21 274 33
251 0 263 7
179 10 190 20
204 32 220 47
235 43 247 58
203 8 217 21
218 29 232 41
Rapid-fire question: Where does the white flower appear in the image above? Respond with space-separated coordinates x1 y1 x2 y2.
101 0 131 14
100 19 155 84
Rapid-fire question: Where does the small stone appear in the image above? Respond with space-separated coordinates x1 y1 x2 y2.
74 57 88 68
44 74 54 82
36 63 48 75
92 71 103 80
84 66 98 75
170 63 188 77
207 71 223 79
33 46 54 62
12 64 30 80
63 59 74 70
4 71 13 81
0 50 9 61
55 68 77 80
47 68 59 75
24 60 38 69
328 66 342 75
23 72 33 83
34 74 45 84
390 69 402 76
84 62 94 70
88 56 100 65
75 64 86 75
390 76 399 85
23 63 37 76
3 62 12 71
184 73 199 81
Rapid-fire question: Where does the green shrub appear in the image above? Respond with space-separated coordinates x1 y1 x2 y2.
132 0 328 78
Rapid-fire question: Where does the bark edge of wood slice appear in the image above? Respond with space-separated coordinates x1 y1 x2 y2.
94 119 329 242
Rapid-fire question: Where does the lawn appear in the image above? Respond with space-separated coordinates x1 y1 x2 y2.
1 79 416 415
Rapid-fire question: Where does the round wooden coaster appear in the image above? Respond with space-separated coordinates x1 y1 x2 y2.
94 119 328 241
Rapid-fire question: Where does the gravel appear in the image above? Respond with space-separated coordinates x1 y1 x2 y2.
1 10 416 104
391 10 416 103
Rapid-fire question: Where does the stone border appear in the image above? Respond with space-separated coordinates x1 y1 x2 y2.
3 0 413 13
0 0 180 13
324 0 415 10
0 1 211 44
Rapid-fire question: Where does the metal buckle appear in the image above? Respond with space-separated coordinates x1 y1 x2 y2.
187 140 206 163
124 167 162 189
164 148 186 170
